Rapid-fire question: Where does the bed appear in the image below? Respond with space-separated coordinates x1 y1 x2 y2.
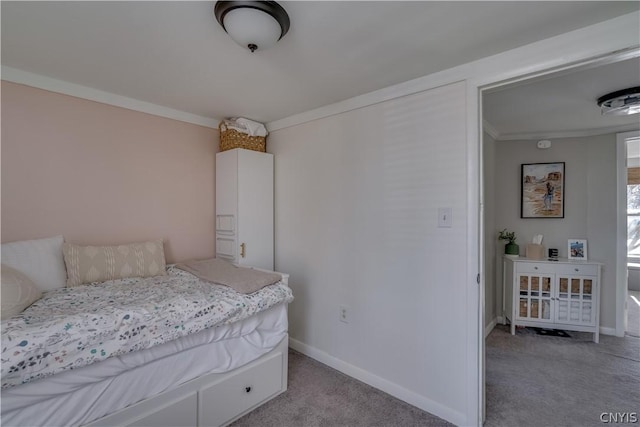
1 237 293 427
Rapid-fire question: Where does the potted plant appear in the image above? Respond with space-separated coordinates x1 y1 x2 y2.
498 229 519 257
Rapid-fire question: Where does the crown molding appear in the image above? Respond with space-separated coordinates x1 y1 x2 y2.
482 118 640 141
1 66 221 129
482 120 500 140
494 123 640 141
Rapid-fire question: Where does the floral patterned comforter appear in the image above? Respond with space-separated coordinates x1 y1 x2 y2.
1 266 293 389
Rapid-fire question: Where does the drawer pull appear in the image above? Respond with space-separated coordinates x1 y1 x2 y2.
245 386 252 393
534 266 538 270
574 268 579 272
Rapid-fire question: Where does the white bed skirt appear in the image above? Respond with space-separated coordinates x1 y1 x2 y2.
2 302 288 427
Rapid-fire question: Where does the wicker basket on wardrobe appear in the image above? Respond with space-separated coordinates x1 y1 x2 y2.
219 122 266 152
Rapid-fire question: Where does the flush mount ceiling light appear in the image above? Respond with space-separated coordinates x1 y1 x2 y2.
214 1 290 53
597 86 640 116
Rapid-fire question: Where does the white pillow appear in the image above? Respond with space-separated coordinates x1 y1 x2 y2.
1 264 42 320
1 235 67 291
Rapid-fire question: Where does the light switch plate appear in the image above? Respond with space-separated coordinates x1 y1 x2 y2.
438 208 452 228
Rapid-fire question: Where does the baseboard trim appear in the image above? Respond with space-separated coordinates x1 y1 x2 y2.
599 326 617 336
288 337 466 426
485 317 503 337
485 323 618 337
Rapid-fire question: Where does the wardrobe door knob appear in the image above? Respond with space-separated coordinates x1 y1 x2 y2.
245 386 252 393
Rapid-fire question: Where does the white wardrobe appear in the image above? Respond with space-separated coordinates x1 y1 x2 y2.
215 148 274 270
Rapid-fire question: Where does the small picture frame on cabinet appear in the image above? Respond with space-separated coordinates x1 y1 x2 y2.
568 239 587 260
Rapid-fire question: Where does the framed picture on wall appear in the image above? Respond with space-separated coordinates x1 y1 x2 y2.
568 239 587 260
521 162 565 218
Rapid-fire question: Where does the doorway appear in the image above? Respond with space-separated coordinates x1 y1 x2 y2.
480 53 640 423
619 130 640 337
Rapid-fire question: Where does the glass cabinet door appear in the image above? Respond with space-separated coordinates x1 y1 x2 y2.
556 276 595 326
516 273 553 322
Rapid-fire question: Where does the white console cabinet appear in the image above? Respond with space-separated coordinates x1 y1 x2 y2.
503 256 602 343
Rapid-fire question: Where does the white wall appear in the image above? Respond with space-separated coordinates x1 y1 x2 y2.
263 12 638 426
493 134 618 331
268 82 469 424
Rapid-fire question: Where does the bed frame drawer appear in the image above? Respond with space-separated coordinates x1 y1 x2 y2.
86 336 288 427
128 393 197 427
200 351 283 426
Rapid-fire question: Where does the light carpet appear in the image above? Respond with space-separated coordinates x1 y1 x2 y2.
485 325 640 427
233 316 639 427
231 349 452 427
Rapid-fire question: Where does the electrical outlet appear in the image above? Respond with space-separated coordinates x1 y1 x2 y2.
339 305 349 323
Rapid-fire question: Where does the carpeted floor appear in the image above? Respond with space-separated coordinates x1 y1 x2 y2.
231 349 452 427
485 325 640 427
232 316 639 427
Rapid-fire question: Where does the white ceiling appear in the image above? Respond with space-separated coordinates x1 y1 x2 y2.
2 1 639 125
483 57 640 140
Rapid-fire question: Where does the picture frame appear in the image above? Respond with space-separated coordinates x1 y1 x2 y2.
568 239 587 260
521 162 565 218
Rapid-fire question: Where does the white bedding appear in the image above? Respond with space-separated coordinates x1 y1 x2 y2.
2 266 293 388
1 302 289 427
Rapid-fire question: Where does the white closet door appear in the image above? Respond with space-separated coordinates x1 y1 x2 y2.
237 149 274 270
215 149 239 262
215 150 238 217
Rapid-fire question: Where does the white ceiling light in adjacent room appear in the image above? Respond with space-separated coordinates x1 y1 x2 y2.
597 87 640 116
214 1 290 53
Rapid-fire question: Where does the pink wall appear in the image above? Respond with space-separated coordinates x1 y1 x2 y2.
1 81 218 263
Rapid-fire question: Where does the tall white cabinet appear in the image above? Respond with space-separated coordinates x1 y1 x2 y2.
215 148 274 270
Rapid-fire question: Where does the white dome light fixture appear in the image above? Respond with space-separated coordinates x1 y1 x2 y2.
214 1 290 53
597 87 640 116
